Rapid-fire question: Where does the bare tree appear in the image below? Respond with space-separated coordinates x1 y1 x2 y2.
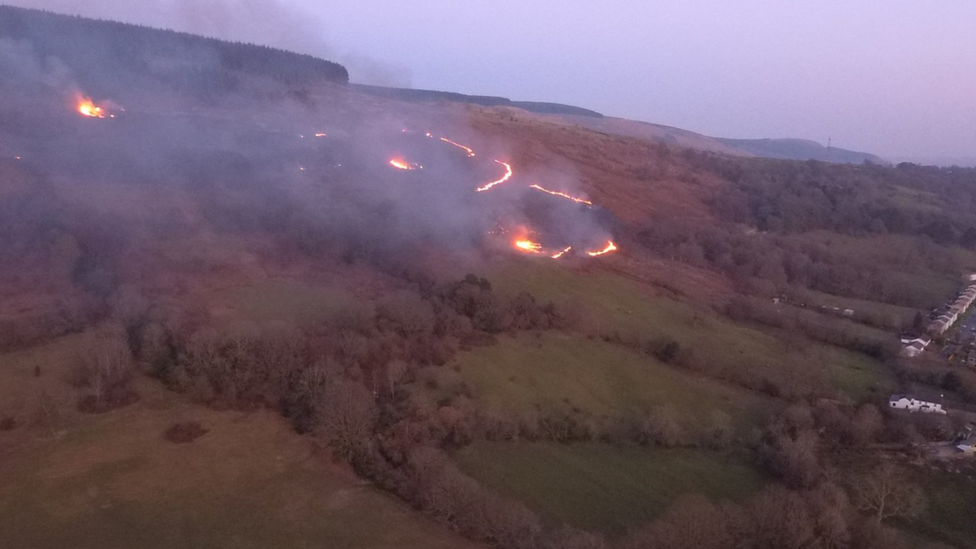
851 463 926 523
849 404 883 447
749 486 815 549
75 329 133 403
630 493 733 549
386 359 409 398
109 284 148 329
316 379 377 459
807 482 852 549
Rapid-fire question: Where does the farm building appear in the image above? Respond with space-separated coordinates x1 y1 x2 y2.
889 395 946 415
900 341 927 357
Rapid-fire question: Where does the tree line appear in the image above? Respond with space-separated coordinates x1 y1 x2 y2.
0 5 349 97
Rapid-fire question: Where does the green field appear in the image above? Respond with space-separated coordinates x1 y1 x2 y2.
911 470 976 549
455 442 767 535
449 332 768 430
484 261 892 400
0 337 472 549
798 288 918 330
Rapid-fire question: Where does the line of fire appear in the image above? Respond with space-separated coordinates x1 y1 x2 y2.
72 95 618 261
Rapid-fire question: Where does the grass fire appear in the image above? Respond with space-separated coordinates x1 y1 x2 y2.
76 96 116 118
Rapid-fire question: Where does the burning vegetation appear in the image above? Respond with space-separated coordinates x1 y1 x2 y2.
76 96 116 118
389 158 421 170
476 160 514 192
586 241 618 257
439 137 476 157
529 184 593 205
393 129 618 259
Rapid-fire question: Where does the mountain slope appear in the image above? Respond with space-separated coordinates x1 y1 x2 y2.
716 137 887 164
0 4 348 94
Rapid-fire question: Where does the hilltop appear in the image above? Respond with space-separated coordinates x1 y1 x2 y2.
0 4 348 95
716 137 887 164
0 4 890 165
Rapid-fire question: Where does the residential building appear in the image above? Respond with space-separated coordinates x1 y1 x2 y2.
888 395 947 415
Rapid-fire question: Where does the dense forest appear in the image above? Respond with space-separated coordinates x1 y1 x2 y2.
638 153 976 309
0 5 348 96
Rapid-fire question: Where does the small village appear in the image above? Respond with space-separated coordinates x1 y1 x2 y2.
891 275 976 460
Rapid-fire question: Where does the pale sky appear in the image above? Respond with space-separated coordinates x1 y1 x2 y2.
8 0 976 158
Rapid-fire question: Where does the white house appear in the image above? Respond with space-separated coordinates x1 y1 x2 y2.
938 313 958 327
889 395 947 415
900 337 931 357
928 319 949 335
901 342 926 358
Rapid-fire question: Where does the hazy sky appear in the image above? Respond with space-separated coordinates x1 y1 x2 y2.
8 0 976 158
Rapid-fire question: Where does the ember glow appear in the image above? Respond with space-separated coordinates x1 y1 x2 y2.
515 239 543 254
551 246 572 259
440 137 476 157
586 241 619 257
389 158 418 170
77 96 111 118
529 184 592 205
476 160 514 192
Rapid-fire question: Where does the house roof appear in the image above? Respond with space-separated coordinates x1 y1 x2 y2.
957 435 976 447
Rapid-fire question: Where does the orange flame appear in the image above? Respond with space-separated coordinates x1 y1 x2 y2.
551 246 572 259
77 97 107 118
529 184 592 205
515 240 543 254
389 158 416 170
440 137 476 157
314 132 327 137
476 160 514 192
586 241 618 257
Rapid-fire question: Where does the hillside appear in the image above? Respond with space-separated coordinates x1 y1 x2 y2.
352 83 605 118
3 6 976 549
0 4 348 96
716 137 887 164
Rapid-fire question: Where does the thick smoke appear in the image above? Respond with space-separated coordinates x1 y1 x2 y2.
1 10 615 280
0 38 72 90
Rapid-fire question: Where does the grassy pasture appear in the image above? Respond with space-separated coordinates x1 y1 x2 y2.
0 337 473 549
450 332 768 430
455 442 766 535
484 261 892 400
